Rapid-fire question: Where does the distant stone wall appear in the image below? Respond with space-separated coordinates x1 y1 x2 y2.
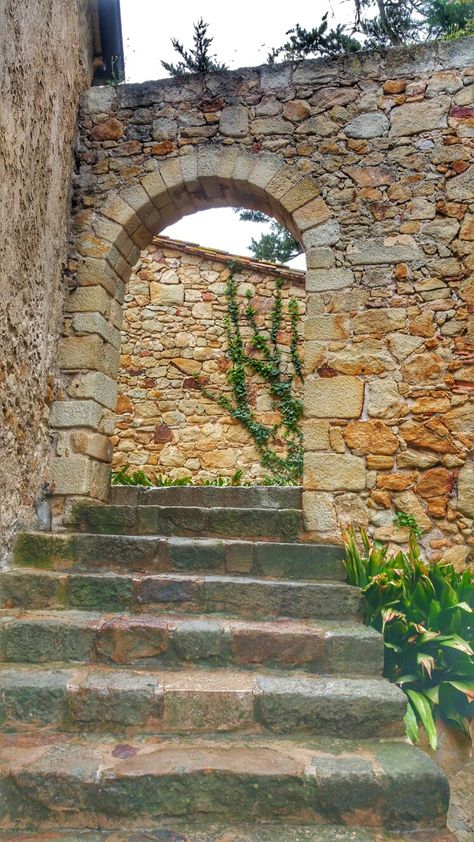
0 0 94 561
112 238 305 481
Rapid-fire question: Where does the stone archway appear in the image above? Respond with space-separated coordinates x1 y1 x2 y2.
52 146 339 532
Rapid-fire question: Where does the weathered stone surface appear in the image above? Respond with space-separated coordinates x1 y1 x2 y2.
346 237 422 265
305 453 366 491
219 106 248 137
390 96 451 136
303 492 337 531
367 379 407 419
90 118 124 141
457 462 474 518
344 112 389 138
416 468 453 499
305 375 364 418
306 268 354 291
352 309 406 336
343 420 399 455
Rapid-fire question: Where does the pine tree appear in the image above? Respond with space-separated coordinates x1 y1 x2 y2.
161 19 227 77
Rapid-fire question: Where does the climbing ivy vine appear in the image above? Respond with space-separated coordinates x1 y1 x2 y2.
194 262 303 485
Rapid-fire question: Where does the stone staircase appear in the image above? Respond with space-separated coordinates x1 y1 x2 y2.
0 486 451 840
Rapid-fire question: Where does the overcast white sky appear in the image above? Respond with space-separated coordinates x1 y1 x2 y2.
120 1 352 267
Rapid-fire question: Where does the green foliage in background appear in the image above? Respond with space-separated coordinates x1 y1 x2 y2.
343 521 474 750
236 210 302 265
111 466 247 487
195 263 303 485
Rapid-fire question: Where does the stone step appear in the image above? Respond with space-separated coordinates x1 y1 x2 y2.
0 665 405 738
14 532 345 580
0 569 363 620
0 733 449 831
0 826 456 841
110 484 303 510
0 611 383 674
70 504 304 540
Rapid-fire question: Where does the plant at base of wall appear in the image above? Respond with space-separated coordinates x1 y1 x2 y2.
343 520 474 750
193 264 303 486
111 467 256 487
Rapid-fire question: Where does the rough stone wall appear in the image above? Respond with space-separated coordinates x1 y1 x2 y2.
112 237 305 481
55 37 473 563
0 0 94 560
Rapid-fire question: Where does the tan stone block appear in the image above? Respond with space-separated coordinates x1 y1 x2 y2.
72 313 121 349
140 169 168 208
305 375 364 419
303 342 326 374
58 335 104 371
75 257 122 297
397 449 440 469
247 155 283 191
280 177 321 213
71 431 113 463
66 372 118 410
392 490 432 531
293 197 332 231
376 472 417 491
343 420 399 455
352 308 406 336
302 419 330 450
76 234 110 260
100 194 141 234
150 283 184 305
367 455 395 470
66 285 111 315
401 352 445 384
48 456 92 495
331 342 396 377
305 453 366 491
303 491 338 531
305 314 350 341
457 461 474 519
306 248 335 269
50 400 103 430
306 268 354 291
329 426 345 453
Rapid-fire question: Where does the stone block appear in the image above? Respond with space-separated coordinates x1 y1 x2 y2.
251 117 292 135
100 194 141 234
344 112 389 138
305 453 366 491
303 492 338 531
306 268 354 291
66 372 118 410
50 400 103 430
306 248 335 269
305 314 349 341
72 312 121 349
352 308 406 335
71 431 113 463
150 283 184 305
280 177 321 213
293 197 332 231
302 221 340 248
305 375 364 419
219 106 248 137
66 286 111 315
390 96 450 136
48 456 93 495
343 420 399 455
302 419 330 450
152 117 177 141
457 461 474 519
346 237 423 265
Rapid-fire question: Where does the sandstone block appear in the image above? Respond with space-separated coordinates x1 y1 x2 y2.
71 431 113 463
50 400 103 430
305 453 366 491
457 461 474 519
401 352 445 384
280 177 321 213
392 490 432 532
331 342 396 377
389 96 450 136
344 112 389 138
343 420 399 456
295 115 339 136
66 372 118 410
417 468 453 499
367 379 407 419
353 308 406 336
150 283 184 305
305 375 364 419
90 119 124 141
346 166 392 187
293 197 332 231
302 419 330 450
251 117 292 135
48 456 92 495
219 106 248 137
282 100 311 122
306 268 354 291
346 237 422 265
72 313 121 349
66 286 111 315
152 118 177 141
306 248 335 269
302 221 341 248
58 335 104 371
303 492 338 531
305 314 349 341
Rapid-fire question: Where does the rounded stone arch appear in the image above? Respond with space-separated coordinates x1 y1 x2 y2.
51 147 335 518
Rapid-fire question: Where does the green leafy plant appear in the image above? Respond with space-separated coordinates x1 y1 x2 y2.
343 521 473 750
194 264 303 485
394 510 423 538
111 467 259 487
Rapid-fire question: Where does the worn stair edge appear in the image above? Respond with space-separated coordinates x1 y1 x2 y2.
110 484 303 509
0 611 384 674
0 734 449 831
13 532 345 580
69 504 304 540
0 826 457 841
0 665 406 738
0 569 363 620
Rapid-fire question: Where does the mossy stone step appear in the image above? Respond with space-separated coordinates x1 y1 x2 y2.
13 532 345 579
0 611 384 674
110 484 303 509
0 569 363 620
70 504 304 540
0 665 406 738
0 733 449 830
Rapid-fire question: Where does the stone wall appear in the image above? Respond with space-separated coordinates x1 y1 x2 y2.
54 37 473 563
112 236 305 482
0 0 94 560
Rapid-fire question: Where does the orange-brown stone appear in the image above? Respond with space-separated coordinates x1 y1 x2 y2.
401 419 461 454
343 420 399 455
116 394 134 414
376 472 417 491
90 119 124 141
416 467 453 499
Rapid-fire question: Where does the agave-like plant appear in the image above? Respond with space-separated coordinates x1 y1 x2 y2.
343 523 474 750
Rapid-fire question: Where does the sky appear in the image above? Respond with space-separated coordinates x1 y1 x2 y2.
120 1 351 268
